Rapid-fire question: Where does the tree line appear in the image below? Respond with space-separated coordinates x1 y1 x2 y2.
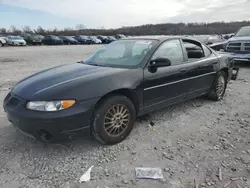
1 21 250 36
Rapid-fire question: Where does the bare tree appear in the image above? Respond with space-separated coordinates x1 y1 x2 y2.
75 24 86 34
36 26 45 34
9 25 21 34
1 21 250 36
22 25 32 33
0 28 7 34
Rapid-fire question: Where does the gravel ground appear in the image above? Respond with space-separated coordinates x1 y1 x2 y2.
0 45 250 188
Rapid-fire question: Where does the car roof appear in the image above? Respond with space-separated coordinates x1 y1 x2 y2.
122 35 202 43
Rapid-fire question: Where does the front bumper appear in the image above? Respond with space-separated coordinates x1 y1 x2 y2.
3 93 98 142
14 42 26 46
226 52 250 62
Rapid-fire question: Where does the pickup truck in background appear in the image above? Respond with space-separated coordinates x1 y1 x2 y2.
224 26 250 63
209 26 250 63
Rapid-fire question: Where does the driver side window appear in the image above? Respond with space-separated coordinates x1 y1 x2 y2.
151 39 184 66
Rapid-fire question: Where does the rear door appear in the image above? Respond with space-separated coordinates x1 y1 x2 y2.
181 39 218 98
143 39 191 111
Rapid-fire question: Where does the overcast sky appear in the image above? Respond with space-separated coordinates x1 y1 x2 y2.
1 0 250 29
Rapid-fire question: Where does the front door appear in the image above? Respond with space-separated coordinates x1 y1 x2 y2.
143 39 191 112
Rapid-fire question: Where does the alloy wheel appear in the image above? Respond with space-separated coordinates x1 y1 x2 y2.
216 75 225 99
104 104 130 137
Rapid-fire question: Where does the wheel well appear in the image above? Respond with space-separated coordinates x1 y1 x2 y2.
220 68 228 78
94 89 140 114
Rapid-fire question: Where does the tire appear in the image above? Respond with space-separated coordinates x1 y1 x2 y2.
0 41 3 47
92 95 136 145
208 71 228 101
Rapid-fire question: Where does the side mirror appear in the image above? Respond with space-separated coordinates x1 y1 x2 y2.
149 57 171 68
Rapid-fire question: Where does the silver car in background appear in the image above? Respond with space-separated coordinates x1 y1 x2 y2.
6 36 27 46
0 36 7 47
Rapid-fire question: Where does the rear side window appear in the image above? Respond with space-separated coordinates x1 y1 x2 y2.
152 39 184 65
183 40 204 60
202 44 212 57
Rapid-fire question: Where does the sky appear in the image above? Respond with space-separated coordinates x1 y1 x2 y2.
0 0 250 29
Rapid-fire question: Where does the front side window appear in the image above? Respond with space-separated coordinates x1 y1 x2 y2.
84 40 156 68
151 39 184 65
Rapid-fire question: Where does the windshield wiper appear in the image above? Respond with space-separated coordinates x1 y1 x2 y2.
89 63 106 67
77 60 84 64
77 61 107 67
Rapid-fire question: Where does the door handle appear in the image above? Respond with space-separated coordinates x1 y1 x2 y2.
212 61 218 65
180 69 187 73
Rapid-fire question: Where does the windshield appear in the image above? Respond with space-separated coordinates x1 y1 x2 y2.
11 36 23 40
84 40 156 68
80 36 88 39
108 36 115 40
235 27 250 37
67 36 75 40
51 36 60 40
31 36 40 40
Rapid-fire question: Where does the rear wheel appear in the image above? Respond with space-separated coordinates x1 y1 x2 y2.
208 71 227 101
92 95 136 145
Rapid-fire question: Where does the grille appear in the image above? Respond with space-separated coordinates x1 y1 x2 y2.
244 43 250 51
226 42 241 51
226 42 250 52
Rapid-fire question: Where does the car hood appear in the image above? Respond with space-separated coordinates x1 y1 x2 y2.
12 39 26 43
228 36 250 42
12 63 124 100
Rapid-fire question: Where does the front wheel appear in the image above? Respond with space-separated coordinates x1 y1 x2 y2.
208 71 227 101
92 95 136 145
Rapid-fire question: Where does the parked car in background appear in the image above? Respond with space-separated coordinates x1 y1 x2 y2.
107 36 116 43
59 36 78 45
3 36 237 144
88 36 102 44
43 35 63 45
97 35 108 44
6 36 27 46
0 36 7 47
222 33 235 40
189 35 225 45
22 34 42 45
115 34 126 39
74 35 92 44
37 35 45 41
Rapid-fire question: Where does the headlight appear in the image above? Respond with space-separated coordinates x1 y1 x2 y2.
26 100 75 112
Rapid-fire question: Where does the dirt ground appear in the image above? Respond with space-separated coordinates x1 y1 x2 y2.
0 45 250 188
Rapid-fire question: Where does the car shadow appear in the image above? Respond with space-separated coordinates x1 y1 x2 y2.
1 96 214 153
0 95 221 181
